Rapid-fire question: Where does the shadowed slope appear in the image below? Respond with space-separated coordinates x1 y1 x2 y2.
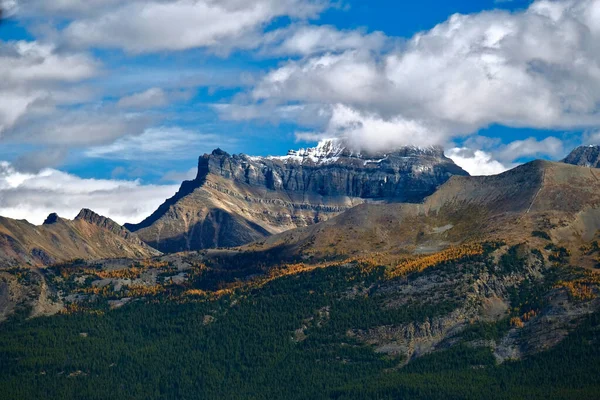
242 160 600 262
0 209 160 267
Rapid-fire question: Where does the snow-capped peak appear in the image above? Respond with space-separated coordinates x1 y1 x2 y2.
247 139 445 166
286 138 347 159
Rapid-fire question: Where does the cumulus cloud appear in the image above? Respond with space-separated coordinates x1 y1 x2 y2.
296 104 449 153
0 0 18 17
0 161 179 225
446 147 512 176
246 0 600 154
58 0 330 53
7 0 122 18
446 136 565 176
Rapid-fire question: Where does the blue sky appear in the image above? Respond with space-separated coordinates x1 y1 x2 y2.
0 0 599 224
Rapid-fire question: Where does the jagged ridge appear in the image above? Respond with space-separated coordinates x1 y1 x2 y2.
0 209 160 267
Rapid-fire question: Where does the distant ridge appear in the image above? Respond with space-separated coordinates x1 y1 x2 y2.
562 145 600 168
0 209 160 267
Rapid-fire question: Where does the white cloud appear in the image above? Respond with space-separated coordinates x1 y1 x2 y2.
0 161 178 225
446 136 566 176
446 147 512 176
247 0 600 154
0 0 18 17
494 136 565 162
296 104 449 153
85 127 235 160
117 88 168 109
8 110 153 147
60 0 330 53
0 40 98 134
263 25 388 56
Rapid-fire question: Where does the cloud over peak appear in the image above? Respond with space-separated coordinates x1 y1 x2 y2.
244 0 600 155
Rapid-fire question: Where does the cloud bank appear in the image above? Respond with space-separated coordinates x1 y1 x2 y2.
242 0 600 160
0 162 179 225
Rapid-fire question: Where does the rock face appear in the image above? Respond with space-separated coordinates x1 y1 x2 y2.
0 210 160 267
562 145 600 168
247 159 600 262
126 139 468 253
75 209 141 241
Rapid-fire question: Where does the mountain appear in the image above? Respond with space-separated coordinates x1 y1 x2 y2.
125 139 468 253
3 159 600 399
0 209 160 267
245 159 600 262
562 145 600 168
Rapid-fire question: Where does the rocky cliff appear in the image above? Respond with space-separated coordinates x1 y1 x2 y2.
125 139 468 253
562 145 600 168
246 159 600 263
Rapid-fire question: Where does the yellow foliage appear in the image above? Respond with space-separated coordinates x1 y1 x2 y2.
61 303 104 315
386 244 484 280
556 271 599 301
183 289 208 297
510 317 525 328
127 284 165 297
521 309 537 322
137 259 170 268
556 281 596 301
95 267 144 280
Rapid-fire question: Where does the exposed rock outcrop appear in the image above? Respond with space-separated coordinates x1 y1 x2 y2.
126 139 468 252
562 145 600 168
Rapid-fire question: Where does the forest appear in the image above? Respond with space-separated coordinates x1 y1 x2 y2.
0 245 599 400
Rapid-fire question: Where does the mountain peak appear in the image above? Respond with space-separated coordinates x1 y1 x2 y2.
562 145 600 168
75 208 103 222
75 209 124 233
286 138 347 160
127 140 468 252
43 213 61 225
211 148 230 157
267 139 446 165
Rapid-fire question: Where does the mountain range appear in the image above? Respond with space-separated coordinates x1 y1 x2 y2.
0 208 158 267
124 139 468 252
0 142 597 266
1 142 600 399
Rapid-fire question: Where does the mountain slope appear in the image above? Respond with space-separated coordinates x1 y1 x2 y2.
244 160 600 261
126 140 468 253
2 158 600 398
0 209 160 267
562 145 600 168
